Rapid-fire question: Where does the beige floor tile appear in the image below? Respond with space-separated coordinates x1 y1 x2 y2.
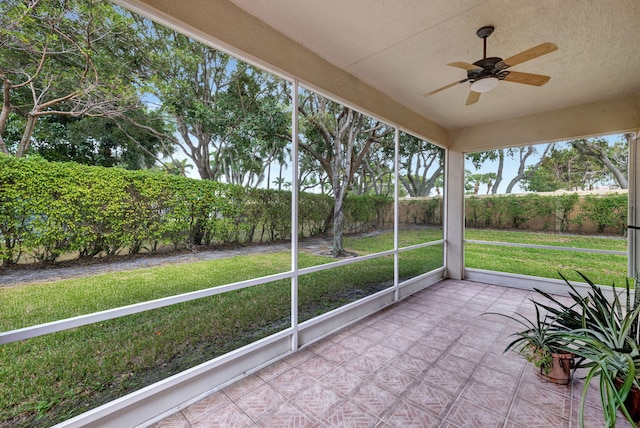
442 398 506 427
403 379 455 417
321 399 380 428
152 281 616 428
234 383 287 421
182 392 233 423
380 399 442 427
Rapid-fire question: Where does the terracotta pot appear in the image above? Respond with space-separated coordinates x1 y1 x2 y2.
614 378 640 423
537 352 573 385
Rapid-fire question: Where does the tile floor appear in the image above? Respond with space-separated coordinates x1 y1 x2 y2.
151 279 635 427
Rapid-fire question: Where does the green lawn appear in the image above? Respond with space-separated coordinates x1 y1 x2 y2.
465 229 628 285
0 228 628 427
466 229 627 251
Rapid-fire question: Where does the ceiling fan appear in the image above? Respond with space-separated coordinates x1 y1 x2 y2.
424 26 557 105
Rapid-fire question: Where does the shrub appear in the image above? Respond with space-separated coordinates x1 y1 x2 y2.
501 194 541 229
553 193 580 233
463 192 623 235
579 194 627 234
298 192 333 237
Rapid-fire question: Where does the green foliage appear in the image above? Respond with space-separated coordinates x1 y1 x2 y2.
516 138 629 192
0 155 39 265
0 228 627 426
29 113 172 170
140 22 291 184
0 156 393 266
397 132 444 197
464 192 625 234
245 188 292 242
488 270 640 426
579 194 627 234
298 192 333 237
422 197 443 225
343 195 392 233
0 156 241 264
401 198 443 226
554 193 580 232
0 0 147 157
521 163 564 192
465 196 506 229
2 155 628 268
296 89 394 254
465 196 492 228
498 194 541 229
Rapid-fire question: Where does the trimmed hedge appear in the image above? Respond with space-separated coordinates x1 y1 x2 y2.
0 156 389 266
464 192 627 234
0 156 239 265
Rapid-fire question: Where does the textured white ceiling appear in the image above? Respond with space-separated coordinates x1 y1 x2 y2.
229 0 640 130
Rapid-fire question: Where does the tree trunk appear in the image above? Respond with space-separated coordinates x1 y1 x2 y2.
423 165 443 196
601 156 628 189
16 114 38 157
399 175 415 197
491 150 504 194
0 78 11 154
332 201 345 257
331 134 347 256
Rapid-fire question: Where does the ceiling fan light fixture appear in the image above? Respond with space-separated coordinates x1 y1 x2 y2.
470 76 500 93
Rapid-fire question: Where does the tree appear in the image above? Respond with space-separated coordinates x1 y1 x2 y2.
352 135 395 196
297 91 393 257
298 153 330 193
23 110 173 169
520 163 564 192
467 145 552 194
467 150 503 194
137 22 291 183
521 139 628 192
504 144 552 193
467 173 496 194
522 145 585 191
0 0 144 157
398 133 444 197
159 158 193 176
265 138 291 190
572 138 628 189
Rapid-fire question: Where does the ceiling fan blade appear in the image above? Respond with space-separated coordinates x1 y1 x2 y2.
503 71 551 86
466 91 481 105
424 78 468 97
448 61 481 71
503 42 558 68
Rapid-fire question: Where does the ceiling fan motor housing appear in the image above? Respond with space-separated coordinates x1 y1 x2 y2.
468 57 509 80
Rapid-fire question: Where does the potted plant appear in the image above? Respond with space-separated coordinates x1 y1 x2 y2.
484 305 574 384
536 272 640 427
558 324 640 427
